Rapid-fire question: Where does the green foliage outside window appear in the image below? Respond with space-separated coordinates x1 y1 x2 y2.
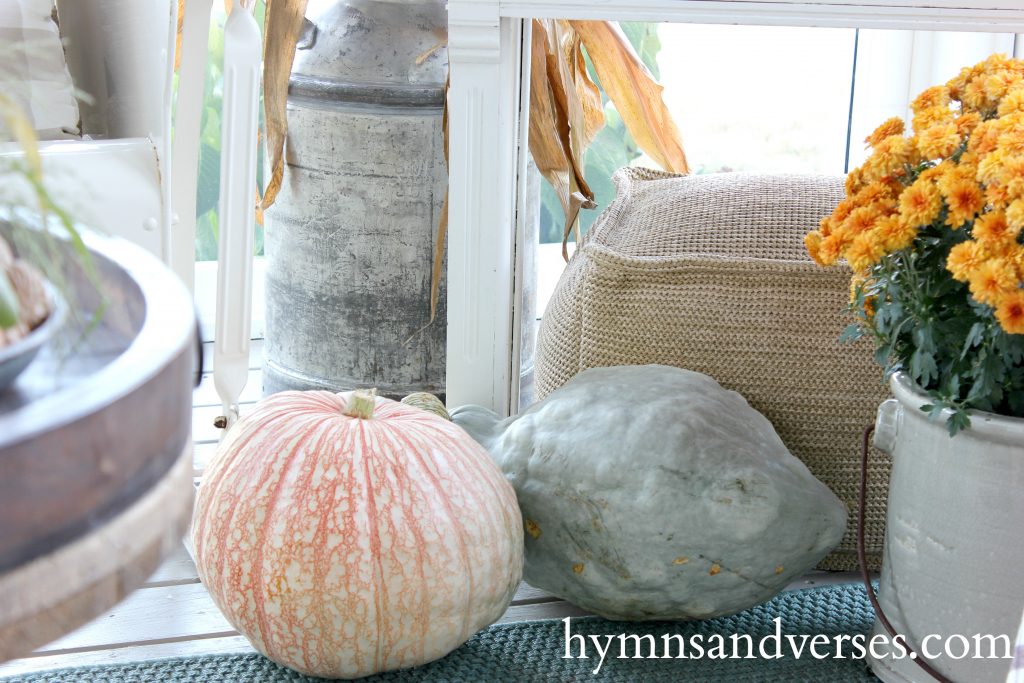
180 2 266 262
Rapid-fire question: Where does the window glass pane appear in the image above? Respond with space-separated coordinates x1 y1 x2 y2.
520 23 1019 410
847 30 1015 169
659 24 856 175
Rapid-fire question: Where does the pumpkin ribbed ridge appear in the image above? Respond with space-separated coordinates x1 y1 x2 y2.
193 391 523 679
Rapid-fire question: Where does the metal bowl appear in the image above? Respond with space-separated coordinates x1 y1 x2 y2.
0 286 66 394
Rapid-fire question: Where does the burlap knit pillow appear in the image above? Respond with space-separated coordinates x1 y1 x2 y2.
535 168 891 572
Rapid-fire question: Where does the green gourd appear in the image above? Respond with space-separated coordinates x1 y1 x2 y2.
450 364 847 621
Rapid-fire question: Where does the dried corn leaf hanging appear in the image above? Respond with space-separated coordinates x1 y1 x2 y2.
529 19 598 259
562 21 604 149
570 20 689 174
551 20 603 169
260 0 308 211
175 0 186 70
429 75 450 323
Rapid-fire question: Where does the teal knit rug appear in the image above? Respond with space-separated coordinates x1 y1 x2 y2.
4 583 879 682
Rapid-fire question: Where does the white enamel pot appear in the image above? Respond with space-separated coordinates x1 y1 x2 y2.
869 372 1024 683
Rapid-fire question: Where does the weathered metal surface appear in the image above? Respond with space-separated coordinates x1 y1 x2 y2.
0 223 196 575
263 0 448 399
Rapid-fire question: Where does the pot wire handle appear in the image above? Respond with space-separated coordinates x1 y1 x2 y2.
858 425 954 683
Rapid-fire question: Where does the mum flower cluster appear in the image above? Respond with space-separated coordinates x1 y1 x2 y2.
806 54 1024 431
806 54 1024 334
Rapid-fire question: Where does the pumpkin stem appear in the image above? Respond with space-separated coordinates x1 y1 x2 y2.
344 389 377 419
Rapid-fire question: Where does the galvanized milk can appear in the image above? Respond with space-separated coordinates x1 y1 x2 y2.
263 0 447 398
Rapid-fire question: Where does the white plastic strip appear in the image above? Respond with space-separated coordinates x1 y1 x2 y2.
213 0 261 430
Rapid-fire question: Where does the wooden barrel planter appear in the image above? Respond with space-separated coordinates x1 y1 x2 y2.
0 225 197 662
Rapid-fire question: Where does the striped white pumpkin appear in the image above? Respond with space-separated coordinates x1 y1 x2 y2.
192 390 524 679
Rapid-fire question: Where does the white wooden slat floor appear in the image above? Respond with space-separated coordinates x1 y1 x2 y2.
0 339 862 678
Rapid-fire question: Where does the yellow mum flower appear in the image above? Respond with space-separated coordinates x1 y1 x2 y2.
832 198 856 226
805 231 825 266
849 273 878 321
983 53 1023 74
947 240 986 282
912 85 951 114
1012 244 1024 272
899 178 942 227
987 182 1012 209
969 119 1002 156
943 178 985 229
865 135 915 179
843 204 882 236
996 113 1024 156
846 232 887 272
977 148 1007 185
972 210 1017 246
818 233 845 266
934 160 972 192
995 290 1024 335
963 76 995 113
948 65 980 102
997 86 1024 117
866 117 905 148
1007 198 1024 231
875 214 918 252
955 111 983 138
984 69 1024 102
916 122 961 160
853 180 898 207
1001 156 1024 201
969 258 1018 305
845 168 866 197
818 215 835 239
918 160 950 184
912 105 956 134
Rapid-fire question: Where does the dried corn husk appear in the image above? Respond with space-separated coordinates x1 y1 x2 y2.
528 19 687 258
259 0 308 211
570 20 688 174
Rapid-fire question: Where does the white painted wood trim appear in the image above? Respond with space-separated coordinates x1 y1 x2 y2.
213 3 262 430
170 0 215 292
446 4 526 414
498 0 1024 31
445 0 1024 415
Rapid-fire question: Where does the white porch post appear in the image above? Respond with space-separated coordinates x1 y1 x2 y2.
446 1 525 415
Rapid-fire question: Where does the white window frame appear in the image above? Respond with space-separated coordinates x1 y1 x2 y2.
445 0 1024 415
